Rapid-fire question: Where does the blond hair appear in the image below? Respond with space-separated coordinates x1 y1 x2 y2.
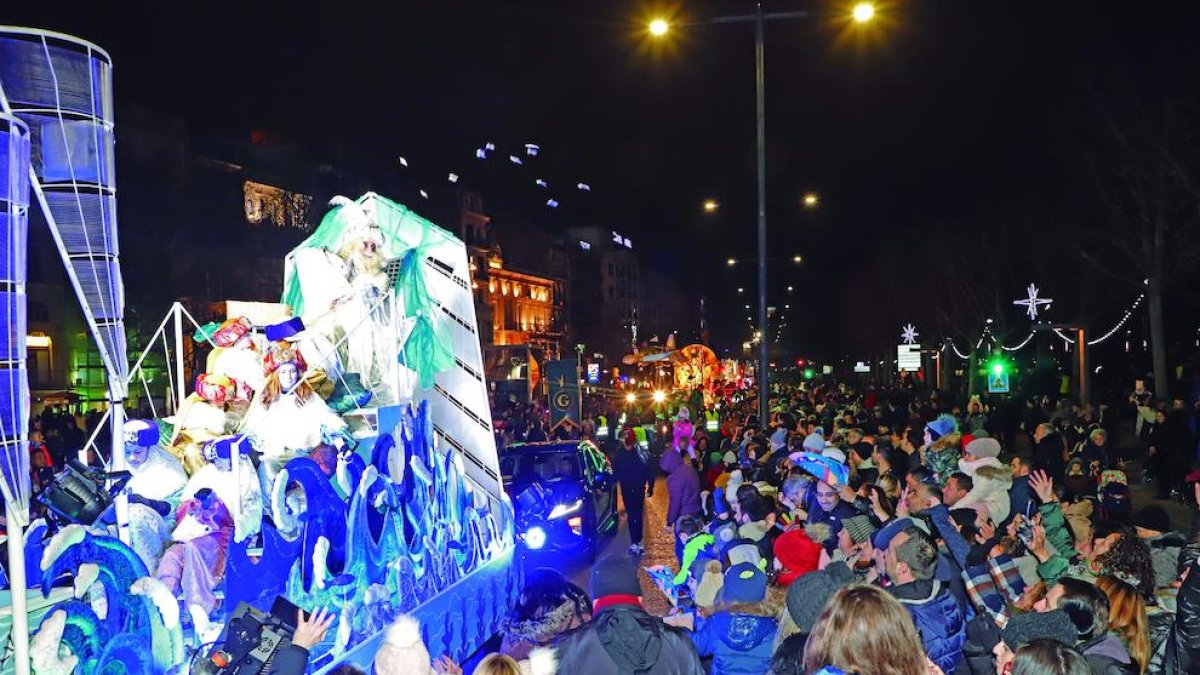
803 584 927 675
473 653 521 675
1096 575 1149 674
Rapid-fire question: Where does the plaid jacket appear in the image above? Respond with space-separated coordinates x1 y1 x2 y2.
962 553 1026 626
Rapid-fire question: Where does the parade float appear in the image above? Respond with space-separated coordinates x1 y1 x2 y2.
0 28 515 675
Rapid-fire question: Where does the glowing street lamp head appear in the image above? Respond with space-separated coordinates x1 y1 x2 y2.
852 3 876 23
792 255 803 264
726 258 737 266
649 18 670 36
803 193 820 208
625 392 636 404
703 199 719 212
652 390 666 404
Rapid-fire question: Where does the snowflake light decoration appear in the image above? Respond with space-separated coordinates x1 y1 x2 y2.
901 323 919 345
1014 283 1053 320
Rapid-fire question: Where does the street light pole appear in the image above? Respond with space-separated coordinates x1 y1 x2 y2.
754 2 770 425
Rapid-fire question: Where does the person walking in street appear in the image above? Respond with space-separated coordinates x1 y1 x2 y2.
614 429 653 555
662 446 702 530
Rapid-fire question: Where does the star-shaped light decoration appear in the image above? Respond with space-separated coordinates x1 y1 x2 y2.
901 323 919 345
1014 283 1053 320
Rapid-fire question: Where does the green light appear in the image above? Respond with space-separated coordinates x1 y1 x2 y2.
992 363 1004 376
803 368 815 380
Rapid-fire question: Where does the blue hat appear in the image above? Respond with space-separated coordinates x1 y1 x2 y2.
872 517 913 550
203 434 250 462
721 562 767 603
925 414 957 441
265 317 306 342
124 419 159 447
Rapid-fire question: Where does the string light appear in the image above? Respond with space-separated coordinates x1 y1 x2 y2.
1001 332 1035 351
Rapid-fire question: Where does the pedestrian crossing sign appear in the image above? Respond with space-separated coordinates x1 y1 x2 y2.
988 372 1010 393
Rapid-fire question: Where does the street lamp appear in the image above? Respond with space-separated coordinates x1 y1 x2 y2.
703 199 719 212
648 2 876 425
726 257 737 266
803 192 820 208
792 255 803 263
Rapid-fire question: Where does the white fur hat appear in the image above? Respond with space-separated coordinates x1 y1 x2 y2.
373 616 434 675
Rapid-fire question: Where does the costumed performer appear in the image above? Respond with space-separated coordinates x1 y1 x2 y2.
673 406 694 458
155 486 234 627
242 344 347 505
168 373 242 476
182 435 262 543
292 196 398 404
204 316 264 399
124 418 187 511
264 316 343 397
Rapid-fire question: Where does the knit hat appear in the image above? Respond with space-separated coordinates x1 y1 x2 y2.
589 553 642 599
840 515 876 545
692 559 725 608
721 563 767 604
785 561 855 633
1134 505 1171 534
774 528 823 586
1000 609 1078 650
373 615 434 675
802 433 826 453
925 415 957 441
726 539 766 570
822 446 847 464
964 437 1001 459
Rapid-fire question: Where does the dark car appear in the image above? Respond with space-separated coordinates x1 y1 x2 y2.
500 440 617 560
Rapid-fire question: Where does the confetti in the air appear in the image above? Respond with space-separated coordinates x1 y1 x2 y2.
509 155 523 165
536 179 548 188
419 189 429 199
546 199 559 208
577 182 591 191
448 173 459 183
398 156 409 167
485 142 496 151
475 148 486 159
525 143 540 156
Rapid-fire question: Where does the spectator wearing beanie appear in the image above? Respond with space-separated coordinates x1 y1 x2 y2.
555 554 703 675
773 526 823 586
687 563 777 675
1133 505 1186 589
373 616 436 675
955 436 1013 524
992 609 1079 674
775 561 855 649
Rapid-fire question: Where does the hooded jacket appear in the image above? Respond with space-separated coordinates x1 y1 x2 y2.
1078 632 1137 675
891 578 967 675
955 456 1013 524
662 450 702 527
555 603 704 675
691 602 778 675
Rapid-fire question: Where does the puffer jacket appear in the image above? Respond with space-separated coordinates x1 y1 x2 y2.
1143 531 1187 590
891 578 967 675
662 449 702 527
1079 632 1137 675
555 603 704 675
691 602 779 675
955 456 1013 524
1158 541 1200 673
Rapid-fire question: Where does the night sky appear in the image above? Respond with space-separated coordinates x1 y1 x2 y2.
8 1 1200 359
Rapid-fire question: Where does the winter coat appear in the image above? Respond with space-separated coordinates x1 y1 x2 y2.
614 445 653 499
661 449 702 527
1033 432 1068 480
1006 475 1035 527
690 602 778 675
1078 633 1137 675
954 457 1014 524
891 578 967 675
266 645 309 675
1158 551 1200 674
555 603 704 675
1144 531 1187 590
804 498 859 552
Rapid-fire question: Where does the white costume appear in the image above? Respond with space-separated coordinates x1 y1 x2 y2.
128 446 188 508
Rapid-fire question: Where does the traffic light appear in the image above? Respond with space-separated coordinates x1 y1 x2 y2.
803 368 815 380
988 357 1007 376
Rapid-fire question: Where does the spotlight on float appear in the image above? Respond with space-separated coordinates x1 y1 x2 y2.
653 390 666 404
525 526 547 550
625 392 636 404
